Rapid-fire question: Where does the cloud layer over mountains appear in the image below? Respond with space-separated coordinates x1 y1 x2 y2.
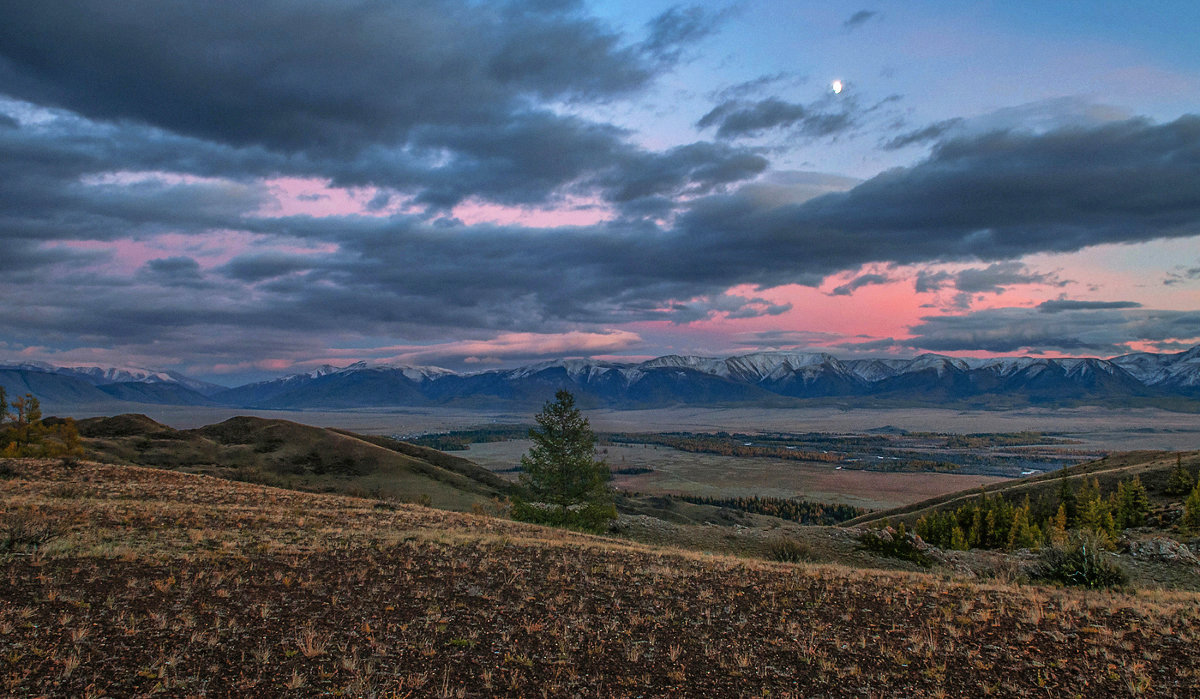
1 1 1198 379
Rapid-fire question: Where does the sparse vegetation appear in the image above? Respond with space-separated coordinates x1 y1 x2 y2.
0 509 61 553
1035 531 1129 589
2 456 1197 696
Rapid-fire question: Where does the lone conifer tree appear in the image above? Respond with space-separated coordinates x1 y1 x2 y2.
514 390 614 530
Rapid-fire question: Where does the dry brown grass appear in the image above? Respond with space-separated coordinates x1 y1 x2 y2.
1 457 1198 696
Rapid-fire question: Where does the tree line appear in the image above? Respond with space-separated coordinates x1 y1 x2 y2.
673 494 864 525
604 432 842 462
916 460 1200 552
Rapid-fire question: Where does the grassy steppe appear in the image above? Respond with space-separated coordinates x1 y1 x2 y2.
2 458 1199 697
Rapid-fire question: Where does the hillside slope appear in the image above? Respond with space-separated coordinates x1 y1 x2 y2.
77 414 514 511
844 450 1200 528
2 458 1198 696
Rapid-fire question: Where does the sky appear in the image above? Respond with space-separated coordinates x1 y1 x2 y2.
2 0 1200 385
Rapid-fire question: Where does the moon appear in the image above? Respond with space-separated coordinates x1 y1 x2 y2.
831 79 844 94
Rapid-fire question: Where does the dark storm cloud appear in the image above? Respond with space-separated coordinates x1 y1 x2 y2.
8 114 1200 364
955 263 1062 293
882 118 964 150
599 141 769 206
914 262 1063 294
843 10 879 30
0 240 103 278
142 257 208 289
697 98 854 139
914 270 952 294
3 2 1200 382
220 254 315 283
0 1 759 211
900 306 1200 355
830 273 891 296
144 257 201 277
677 116 1200 285
1037 300 1143 313
0 0 651 154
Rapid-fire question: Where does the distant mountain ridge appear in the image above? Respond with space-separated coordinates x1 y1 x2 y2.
5 346 1200 411
0 360 226 396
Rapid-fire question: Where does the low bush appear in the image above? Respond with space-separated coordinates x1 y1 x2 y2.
1 511 61 553
857 524 934 567
510 497 617 533
1035 531 1128 589
767 537 811 563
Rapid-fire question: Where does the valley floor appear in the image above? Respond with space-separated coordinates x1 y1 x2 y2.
3 459 1199 697
41 403 1200 451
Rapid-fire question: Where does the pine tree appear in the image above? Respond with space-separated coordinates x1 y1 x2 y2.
1078 478 1115 540
1047 504 1069 545
1057 477 1079 528
1113 476 1150 530
1166 455 1196 497
514 390 613 530
1008 498 1040 550
1183 482 1200 534
948 524 968 551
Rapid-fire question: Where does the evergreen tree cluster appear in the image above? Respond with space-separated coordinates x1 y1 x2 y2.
916 475 1154 552
673 494 864 525
0 388 83 459
1163 454 1200 535
407 426 530 451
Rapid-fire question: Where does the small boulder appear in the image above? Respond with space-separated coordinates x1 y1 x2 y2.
1123 537 1200 566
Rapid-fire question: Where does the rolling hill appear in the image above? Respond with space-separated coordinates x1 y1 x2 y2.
76 414 515 511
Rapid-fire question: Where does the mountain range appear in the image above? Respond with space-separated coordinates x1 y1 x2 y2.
3 347 1200 411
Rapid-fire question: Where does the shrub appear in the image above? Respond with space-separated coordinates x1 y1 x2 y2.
767 537 811 563
857 524 934 567
1 511 62 553
510 496 617 533
1034 531 1128 589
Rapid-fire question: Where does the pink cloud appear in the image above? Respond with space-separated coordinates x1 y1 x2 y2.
257 177 419 218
